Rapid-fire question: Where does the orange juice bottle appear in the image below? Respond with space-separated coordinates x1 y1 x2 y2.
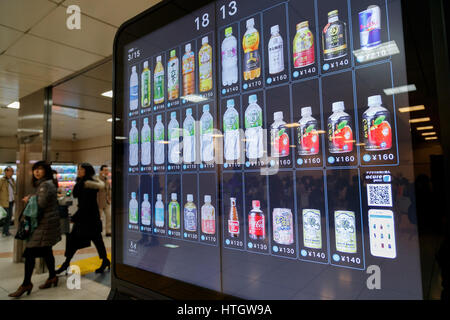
199 36 213 92
243 18 261 80
182 43 195 96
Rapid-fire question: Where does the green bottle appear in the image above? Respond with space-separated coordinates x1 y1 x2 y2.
154 56 165 104
168 193 180 230
141 61 151 107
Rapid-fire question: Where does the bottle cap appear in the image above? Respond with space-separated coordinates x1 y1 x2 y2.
328 10 338 17
171 112 176 119
131 192 136 198
157 115 162 121
171 193 177 201
156 56 161 62
249 94 257 104
157 194 162 201
227 99 235 108
297 21 309 30
225 26 233 37
246 18 255 28
170 50 176 58
187 194 193 202
274 111 283 121
186 108 192 116
203 104 210 112
143 61 148 68
132 120 136 126
332 101 345 112
185 43 191 52
143 118 148 124
143 194 148 201
204 195 211 203
252 200 260 208
301 106 312 117
202 36 208 45
271 25 280 34
368 95 382 107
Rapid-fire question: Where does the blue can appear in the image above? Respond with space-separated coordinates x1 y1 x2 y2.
359 5 381 49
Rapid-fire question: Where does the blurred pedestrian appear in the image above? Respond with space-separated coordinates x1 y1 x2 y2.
0 166 16 237
9 161 61 298
97 165 111 237
56 163 110 275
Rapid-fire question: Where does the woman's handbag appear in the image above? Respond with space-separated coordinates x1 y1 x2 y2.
15 196 39 240
15 210 31 240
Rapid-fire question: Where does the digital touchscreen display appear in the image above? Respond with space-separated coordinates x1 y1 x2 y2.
116 0 423 299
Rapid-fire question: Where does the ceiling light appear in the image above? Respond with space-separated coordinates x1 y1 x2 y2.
416 126 434 131
102 91 113 98
7 101 20 109
383 84 416 96
425 137 438 141
421 132 436 136
398 105 425 113
409 117 430 124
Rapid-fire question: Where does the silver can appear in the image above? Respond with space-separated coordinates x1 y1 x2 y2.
273 208 294 245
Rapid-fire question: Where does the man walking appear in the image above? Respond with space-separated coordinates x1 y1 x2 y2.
0 167 16 237
97 165 111 237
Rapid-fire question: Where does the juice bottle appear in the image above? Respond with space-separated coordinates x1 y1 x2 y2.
328 101 353 153
141 61 151 107
184 194 197 232
270 111 289 158
303 209 322 249
141 194 151 226
268 25 284 75
243 18 261 80
201 195 215 235
199 36 213 92
182 43 195 96
167 50 179 100
293 21 315 68
168 193 180 230
297 106 319 155
155 194 165 228
154 56 165 104
363 95 392 151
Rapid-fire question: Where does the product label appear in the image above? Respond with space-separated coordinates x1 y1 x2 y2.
323 22 347 59
335 210 357 253
328 116 353 153
272 126 290 157
168 59 179 99
245 109 262 129
298 120 319 155
155 207 164 227
363 111 392 151
294 29 315 67
141 71 151 106
303 209 322 249
244 51 261 73
249 213 265 237
202 217 215 234
224 113 239 132
228 220 239 234
184 206 197 232
273 209 294 245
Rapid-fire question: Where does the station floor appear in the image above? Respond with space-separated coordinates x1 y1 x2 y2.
0 225 111 300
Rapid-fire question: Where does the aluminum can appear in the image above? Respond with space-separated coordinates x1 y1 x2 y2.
359 5 381 49
273 208 294 245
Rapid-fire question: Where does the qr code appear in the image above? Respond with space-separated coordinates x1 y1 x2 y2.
367 184 393 207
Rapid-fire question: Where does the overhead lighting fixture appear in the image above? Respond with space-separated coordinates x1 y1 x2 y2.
409 117 430 124
425 137 438 141
398 105 425 113
421 132 436 136
383 84 417 96
115 136 127 140
164 244 179 249
181 95 207 103
416 126 434 131
102 90 113 98
107 118 121 123
7 101 20 109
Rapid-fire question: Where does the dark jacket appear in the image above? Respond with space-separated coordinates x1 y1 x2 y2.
26 179 61 248
72 177 105 238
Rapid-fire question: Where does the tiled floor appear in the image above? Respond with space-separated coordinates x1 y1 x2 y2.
0 225 111 300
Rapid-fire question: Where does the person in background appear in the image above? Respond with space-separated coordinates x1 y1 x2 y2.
56 163 110 275
97 165 111 237
0 166 16 237
53 170 71 250
9 161 61 298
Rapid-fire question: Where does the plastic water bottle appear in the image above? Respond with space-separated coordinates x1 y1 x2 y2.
221 26 238 86
129 120 139 166
154 115 165 165
141 194 151 226
155 194 164 228
245 94 263 159
200 104 214 162
201 195 215 235
184 194 197 232
168 112 180 164
183 108 196 163
223 99 240 161
129 192 138 224
129 66 138 111
268 25 284 74
141 118 151 165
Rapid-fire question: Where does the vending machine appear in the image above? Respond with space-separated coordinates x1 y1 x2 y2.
112 0 429 300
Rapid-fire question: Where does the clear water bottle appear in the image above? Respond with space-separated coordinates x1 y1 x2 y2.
129 192 138 224
221 26 238 86
245 94 263 160
168 112 180 164
141 118 151 165
154 115 165 165
183 108 196 163
141 193 151 226
129 120 139 166
155 194 164 228
223 99 240 161
129 66 138 111
200 104 214 162
268 25 284 74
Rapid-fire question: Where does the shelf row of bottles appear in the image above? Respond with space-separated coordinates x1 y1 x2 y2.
128 93 397 171
128 2 392 113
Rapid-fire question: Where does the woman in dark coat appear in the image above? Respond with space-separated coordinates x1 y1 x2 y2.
56 163 110 274
9 161 61 298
